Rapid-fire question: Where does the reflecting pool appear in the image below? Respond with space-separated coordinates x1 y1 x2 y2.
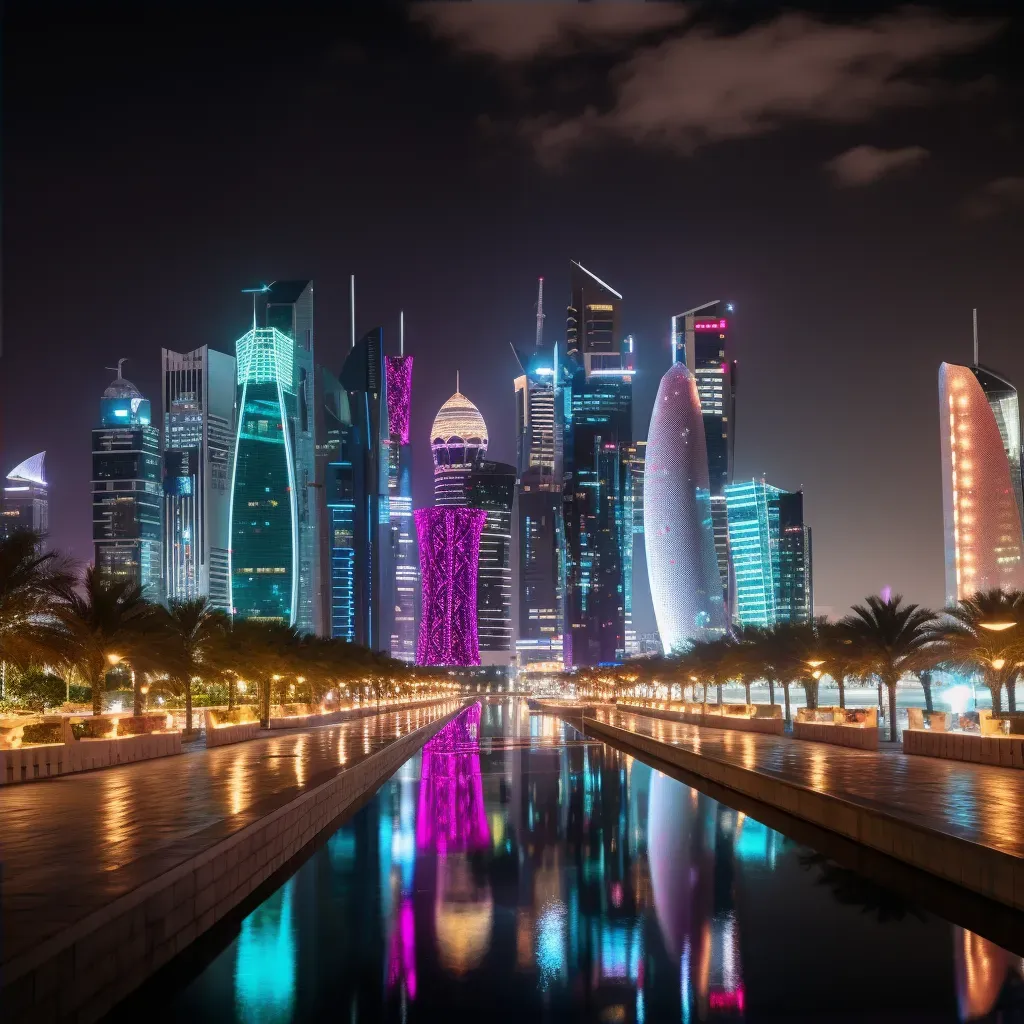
154 701 1023 1022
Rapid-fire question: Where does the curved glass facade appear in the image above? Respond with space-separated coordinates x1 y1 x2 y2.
643 363 726 653
230 328 297 624
939 362 1024 603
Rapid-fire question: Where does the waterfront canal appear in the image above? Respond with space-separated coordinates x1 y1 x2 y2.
142 700 1023 1022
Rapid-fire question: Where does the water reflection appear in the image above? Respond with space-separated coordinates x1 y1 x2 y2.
163 700 1022 1023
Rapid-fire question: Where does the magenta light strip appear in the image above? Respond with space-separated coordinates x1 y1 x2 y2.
385 355 413 446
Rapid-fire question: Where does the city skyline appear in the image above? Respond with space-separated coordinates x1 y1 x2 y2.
4 3 1024 620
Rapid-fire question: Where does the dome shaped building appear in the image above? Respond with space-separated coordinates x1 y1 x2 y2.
431 382 489 505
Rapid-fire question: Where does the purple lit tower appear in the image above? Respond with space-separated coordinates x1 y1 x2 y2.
386 351 418 663
415 507 486 666
644 363 727 653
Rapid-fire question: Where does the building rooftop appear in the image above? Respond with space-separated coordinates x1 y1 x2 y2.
431 389 488 447
6 451 46 486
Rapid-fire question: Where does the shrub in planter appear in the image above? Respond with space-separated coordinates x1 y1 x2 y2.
21 722 64 745
116 714 172 736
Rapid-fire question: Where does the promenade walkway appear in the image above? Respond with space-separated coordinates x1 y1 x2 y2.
585 708 1024 910
1 702 458 971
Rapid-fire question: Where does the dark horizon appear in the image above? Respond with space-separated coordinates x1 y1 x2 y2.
4 1 1024 624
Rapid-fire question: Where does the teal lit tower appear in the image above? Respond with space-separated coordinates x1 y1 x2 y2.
724 479 811 627
92 361 163 600
229 323 300 624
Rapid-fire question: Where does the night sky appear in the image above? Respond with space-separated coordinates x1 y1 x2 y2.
4 1 1023 629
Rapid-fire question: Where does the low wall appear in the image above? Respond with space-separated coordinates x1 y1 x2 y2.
205 722 261 748
576 713 1022 915
1 732 182 785
3 701 469 1023
793 720 879 750
903 728 1024 768
617 703 784 736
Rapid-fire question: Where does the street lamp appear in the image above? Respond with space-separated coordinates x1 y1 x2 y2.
107 653 122 666
980 621 1016 632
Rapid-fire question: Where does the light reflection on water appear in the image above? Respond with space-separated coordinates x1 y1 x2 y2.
161 700 1023 1023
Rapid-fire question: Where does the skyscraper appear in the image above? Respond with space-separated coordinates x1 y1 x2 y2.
256 281 319 633
513 288 564 670
672 302 737 616
415 507 486 667
939 360 1024 603
161 346 236 610
465 459 515 663
386 350 418 663
1 452 48 542
92 362 162 600
724 478 812 627
431 384 488 506
229 326 300 624
563 262 633 666
776 491 813 624
644 363 727 653
338 327 393 651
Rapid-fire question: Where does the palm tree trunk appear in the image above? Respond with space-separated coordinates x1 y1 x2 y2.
877 680 884 721
885 674 898 742
987 676 1003 714
782 681 791 725
185 680 193 734
744 680 752 705
1007 675 1018 713
920 670 934 714
717 682 723 705
92 670 103 716
838 678 846 709
768 678 775 706
260 677 270 729
802 678 818 710
228 676 235 711
133 671 143 718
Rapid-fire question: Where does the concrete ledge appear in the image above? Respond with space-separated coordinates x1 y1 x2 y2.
577 714 1024 915
793 720 879 750
617 703 785 735
1 732 182 785
2 703 467 1024
205 722 260 747
903 728 1024 768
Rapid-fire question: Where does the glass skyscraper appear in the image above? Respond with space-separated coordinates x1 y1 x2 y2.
673 301 737 616
1 452 48 542
513 340 563 670
563 262 633 667
161 346 236 610
724 479 812 627
229 327 299 623
257 281 319 633
92 363 162 600
939 360 1024 602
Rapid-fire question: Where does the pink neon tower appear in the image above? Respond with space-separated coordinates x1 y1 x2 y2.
415 507 486 666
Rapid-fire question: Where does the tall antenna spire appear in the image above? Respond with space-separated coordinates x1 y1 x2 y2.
535 276 545 348
400 310 404 356
671 315 678 368
973 308 979 366
456 369 460 394
350 275 356 349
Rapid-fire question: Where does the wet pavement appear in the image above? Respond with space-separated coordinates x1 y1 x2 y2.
0 701 461 966
140 700 1024 1023
592 708 1024 862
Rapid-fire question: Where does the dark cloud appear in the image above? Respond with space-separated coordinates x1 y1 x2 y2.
825 144 930 187
417 6 1000 164
963 175 1024 219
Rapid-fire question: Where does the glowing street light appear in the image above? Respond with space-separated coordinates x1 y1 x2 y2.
980 621 1016 632
107 653 123 666
991 658 1006 671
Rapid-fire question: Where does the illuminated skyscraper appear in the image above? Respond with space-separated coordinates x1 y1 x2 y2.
161 346 236 610
340 327 393 650
415 507 486 667
386 351 418 662
229 326 300 623
1 452 48 542
466 460 515 663
431 384 488 506
563 262 633 666
92 362 162 600
513 298 564 670
672 301 737 615
256 281 319 633
724 478 812 627
940 360 1024 602
644 363 726 653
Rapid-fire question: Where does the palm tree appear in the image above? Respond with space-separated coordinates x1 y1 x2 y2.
932 589 1024 715
0 530 77 693
824 625 860 709
726 625 769 705
149 598 229 734
58 567 154 715
842 594 937 742
221 619 299 727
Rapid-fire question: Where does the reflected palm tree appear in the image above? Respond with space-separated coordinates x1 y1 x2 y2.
797 851 925 924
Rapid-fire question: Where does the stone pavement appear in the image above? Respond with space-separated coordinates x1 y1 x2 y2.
586 708 1024 909
1 701 460 969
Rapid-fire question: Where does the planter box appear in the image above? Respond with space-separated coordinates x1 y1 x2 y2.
903 728 1024 769
792 720 879 750
617 703 785 736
